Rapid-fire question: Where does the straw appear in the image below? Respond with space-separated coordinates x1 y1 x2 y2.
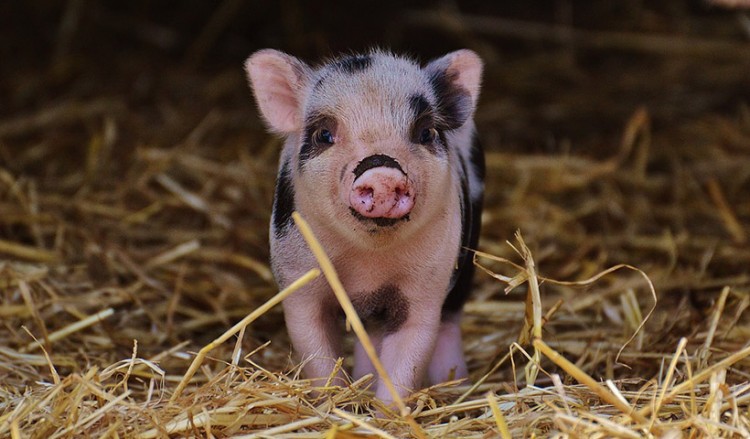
170 268 320 402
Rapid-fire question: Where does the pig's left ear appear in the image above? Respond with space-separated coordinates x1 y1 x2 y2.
425 49 483 130
245 49 312 134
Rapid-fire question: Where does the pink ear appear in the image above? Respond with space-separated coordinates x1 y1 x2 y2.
245 49 311 134
426 49 483 109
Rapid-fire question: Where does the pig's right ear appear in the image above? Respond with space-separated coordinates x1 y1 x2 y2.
425 49 483 130
245 49 311 134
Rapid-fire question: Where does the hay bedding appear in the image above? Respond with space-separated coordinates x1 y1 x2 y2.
1 3 750 438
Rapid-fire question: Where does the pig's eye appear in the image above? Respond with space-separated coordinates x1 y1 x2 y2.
419 127 438 144
315 129 335 145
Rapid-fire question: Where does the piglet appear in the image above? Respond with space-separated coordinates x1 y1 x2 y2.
244 49 484 404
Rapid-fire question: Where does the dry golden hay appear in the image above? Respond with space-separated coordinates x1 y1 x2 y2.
1 220 749 438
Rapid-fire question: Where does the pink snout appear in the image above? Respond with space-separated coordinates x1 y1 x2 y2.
349 167 415 219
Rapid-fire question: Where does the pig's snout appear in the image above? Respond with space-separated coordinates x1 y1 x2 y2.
349 166 415 221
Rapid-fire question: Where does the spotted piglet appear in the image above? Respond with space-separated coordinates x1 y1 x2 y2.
244 49 484 404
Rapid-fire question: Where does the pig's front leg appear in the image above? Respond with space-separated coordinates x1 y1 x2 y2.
353 331 383 381
375 302 442 403
282 292 345 387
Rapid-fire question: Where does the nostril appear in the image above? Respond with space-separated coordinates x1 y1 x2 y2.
394 184 410 199
360 186 373 196
357 186 373 201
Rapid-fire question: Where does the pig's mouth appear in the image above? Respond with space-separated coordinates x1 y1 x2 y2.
349 207 410 228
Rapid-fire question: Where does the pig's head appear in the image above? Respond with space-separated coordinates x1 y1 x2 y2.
245 49 482 246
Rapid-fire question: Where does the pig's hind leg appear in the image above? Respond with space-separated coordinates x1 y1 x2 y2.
426 227 479 385
427 312 468 385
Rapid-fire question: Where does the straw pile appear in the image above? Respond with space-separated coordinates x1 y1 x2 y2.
1 2 749 437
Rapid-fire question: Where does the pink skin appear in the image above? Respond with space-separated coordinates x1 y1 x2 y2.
349 168 415 219
353 331 382 380
427 315 468 384
375 306 441 401
353 315 468 395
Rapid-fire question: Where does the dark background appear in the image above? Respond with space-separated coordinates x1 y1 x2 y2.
4 1 749 152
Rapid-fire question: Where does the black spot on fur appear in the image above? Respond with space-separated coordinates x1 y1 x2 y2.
352 154 403 179
470 131 486 181
351 285 409 333
409 94 431 119
443 153 484 317
298 132 315 169
429 69 472 130
298 114 336 169
313 55 372 90
272 161 295 239
335 54 372 73
408 93 447 155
